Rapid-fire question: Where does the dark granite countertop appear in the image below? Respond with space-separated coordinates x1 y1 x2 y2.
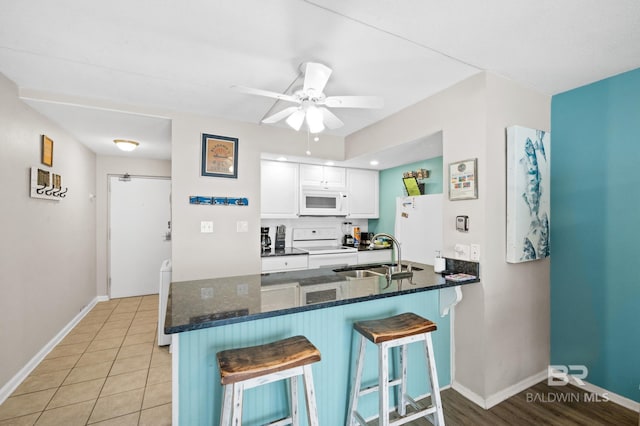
260 247 308 257
165 260 479 334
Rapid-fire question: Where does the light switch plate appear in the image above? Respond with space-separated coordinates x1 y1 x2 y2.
454 243 470 260
200 221 213 233
470 244 480 261
236 221 248 233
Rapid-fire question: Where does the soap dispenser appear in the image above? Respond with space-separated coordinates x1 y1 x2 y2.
434 250 446 273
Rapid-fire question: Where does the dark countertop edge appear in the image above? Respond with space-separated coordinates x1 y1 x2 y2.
164 278 478 334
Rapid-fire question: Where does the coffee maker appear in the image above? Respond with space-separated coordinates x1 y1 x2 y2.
260 227 271 251
275 225 286 249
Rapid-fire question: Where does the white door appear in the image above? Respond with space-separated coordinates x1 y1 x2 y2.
109 176 171 298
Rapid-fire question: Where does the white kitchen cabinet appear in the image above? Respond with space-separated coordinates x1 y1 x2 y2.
357 249 392 265
346 168 379 218
261 255 309 273
261 160 299 218
261 282 299 311
300 164 346 188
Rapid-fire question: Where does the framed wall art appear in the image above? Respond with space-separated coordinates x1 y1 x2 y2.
41 135 53 167
506 125 550 263
201 133 238 179
448 158 477 200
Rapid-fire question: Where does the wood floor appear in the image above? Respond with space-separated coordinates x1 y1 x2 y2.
398 381 639 426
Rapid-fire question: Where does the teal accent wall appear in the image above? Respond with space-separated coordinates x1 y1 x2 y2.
551 67 640 402
369 157 443 235
178 291 450 425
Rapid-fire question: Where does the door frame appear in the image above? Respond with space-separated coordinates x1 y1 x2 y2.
107 173 171 299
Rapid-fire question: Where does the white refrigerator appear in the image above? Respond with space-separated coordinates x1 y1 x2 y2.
394 194 443 265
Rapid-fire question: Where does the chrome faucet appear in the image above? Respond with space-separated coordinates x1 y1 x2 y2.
370 233 402 271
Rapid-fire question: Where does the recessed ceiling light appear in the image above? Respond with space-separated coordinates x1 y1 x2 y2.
370 160 379 166
113 139 139 152
277 156 287 161
325 161 334 166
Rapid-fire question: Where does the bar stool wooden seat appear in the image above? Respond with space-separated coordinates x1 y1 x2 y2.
217 335 321 426
347 312 445 426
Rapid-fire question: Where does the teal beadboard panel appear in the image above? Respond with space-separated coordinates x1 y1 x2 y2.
178 291 450 425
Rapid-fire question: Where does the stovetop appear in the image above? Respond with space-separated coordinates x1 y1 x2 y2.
295 245 358 255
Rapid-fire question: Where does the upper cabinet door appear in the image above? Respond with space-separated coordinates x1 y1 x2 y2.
346 168 379 218
300 164 346 188
261 160 299 218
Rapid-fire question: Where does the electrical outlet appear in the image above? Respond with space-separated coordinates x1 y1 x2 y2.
200 221 213 233
236 221 248 233
237 283 249 295
454 243 470 260
200 287 214 299
470 244 480 261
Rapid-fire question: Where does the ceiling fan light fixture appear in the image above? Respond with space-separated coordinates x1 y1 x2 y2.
285 109 305 131
305 105 325 133
113 139 139 152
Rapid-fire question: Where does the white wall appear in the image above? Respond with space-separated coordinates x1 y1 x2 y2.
95 156 171 296
346 72 551 404
0 73 97 388
170 113 345 281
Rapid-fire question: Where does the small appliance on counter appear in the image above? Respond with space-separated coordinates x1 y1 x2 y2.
275 224 286 249
261 227 271 252
341 221 354 246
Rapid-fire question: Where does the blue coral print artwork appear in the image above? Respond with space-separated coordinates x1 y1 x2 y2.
506 126 550 263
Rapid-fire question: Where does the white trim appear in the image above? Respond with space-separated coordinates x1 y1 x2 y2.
172 334 180 426
565 375 640 413
485 370 548 408
451 380 487 408
453 370 548 409
0 296 102 404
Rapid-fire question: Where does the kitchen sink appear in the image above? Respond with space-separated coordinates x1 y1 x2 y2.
335 269 384 279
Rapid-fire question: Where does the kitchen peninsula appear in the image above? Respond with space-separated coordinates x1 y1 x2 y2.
165 261 478 425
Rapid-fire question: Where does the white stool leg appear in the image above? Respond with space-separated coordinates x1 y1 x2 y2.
398 344 408 416
220 384 232 426
346 334 367 426
302 364 319 426
290 375 300 426
424 334 445 426
231 383 244 426
379 341 390 426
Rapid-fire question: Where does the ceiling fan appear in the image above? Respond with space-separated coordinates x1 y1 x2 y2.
232 62 383 134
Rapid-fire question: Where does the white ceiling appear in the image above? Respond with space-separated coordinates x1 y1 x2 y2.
1 0 639 161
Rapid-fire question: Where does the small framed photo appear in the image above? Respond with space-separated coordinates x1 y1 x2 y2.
42 135 54 167
201 133 238 178
449 158 478 200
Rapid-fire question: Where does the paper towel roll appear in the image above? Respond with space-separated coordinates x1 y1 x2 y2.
434 257 446 273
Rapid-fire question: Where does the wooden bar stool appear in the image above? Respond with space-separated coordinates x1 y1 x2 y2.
216 335 321 426
347 313 445 426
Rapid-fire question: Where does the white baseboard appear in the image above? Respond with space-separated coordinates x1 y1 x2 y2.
567 376 640 413
0 296 103 404
451 380 488 408
454 370 640 414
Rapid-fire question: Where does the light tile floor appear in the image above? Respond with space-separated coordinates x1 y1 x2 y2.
0 295 172 426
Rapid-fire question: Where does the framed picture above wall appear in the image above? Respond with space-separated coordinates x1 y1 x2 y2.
506 125 550 263
41 135 53 167
201 133 238 178
448 158 477 200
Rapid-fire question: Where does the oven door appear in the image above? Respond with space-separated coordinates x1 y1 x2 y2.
307 252 358 269
299 188 348 216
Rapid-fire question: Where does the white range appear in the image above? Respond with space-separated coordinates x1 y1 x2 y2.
292 228 358 269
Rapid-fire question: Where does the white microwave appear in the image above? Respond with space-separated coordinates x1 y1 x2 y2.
299 186 348 216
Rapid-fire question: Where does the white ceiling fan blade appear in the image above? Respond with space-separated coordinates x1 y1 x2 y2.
285 109 306 131
324 96 384 109
303 62 332 94
262 107 299 124
231 85 299 103
319 107 344 129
